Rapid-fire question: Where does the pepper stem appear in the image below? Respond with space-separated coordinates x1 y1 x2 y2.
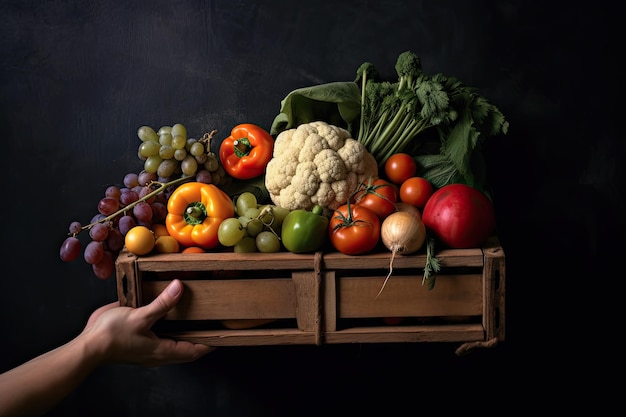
183 202 207 225
186 206 204 218
233 137 252 158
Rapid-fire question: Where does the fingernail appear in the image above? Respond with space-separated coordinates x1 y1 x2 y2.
167 280 182 297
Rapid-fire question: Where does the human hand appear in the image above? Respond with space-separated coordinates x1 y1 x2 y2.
81 279 214 367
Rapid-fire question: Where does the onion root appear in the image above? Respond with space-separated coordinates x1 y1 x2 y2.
376 211 426 298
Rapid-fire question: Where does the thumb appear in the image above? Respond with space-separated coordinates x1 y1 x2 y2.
140 279 184 327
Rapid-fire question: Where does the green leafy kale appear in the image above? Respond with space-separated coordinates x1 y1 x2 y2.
355 51 508 189
269 50 509 191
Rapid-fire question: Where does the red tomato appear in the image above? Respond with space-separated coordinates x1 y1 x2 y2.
329 204 381 255
181 246 206 254
384 153 417 184
399 177 434 209
352 178 397 220
421 184 496 249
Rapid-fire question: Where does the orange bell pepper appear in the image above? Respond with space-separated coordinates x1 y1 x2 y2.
219 123 274 180
165 182 234 249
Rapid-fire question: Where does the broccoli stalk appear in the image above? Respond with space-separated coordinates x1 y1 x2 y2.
358 81 396 151
354 62 378 149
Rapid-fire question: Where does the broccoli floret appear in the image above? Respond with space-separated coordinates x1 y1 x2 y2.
395 51 422 92
355 62 378 84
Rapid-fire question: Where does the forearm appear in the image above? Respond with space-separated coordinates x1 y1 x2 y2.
0 334 103 417
0 280 210 417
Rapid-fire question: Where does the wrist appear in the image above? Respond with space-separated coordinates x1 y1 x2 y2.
75 327 111 368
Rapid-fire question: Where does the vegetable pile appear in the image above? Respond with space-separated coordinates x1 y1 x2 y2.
60 51 507 296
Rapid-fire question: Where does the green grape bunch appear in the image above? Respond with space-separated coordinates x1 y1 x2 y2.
136 123 230 187
217 192 291 253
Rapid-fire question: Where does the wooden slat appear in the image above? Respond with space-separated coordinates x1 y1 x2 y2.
115 250 139 308
155 324 484 346
323 323 485 344
337 274 483 318
133 250 318 272
157 329 317 346
292 270 320 334
482 236 506 341
322 248 484 270
323 271 337 332
141 278 297 320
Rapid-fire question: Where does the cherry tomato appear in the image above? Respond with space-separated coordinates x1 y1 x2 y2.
352 178 397 220
151 223 170 238
124 225 155 255
399 177 434 209
154 235 180 253
181 246 206 254
384 153 417 184
329 203 381 255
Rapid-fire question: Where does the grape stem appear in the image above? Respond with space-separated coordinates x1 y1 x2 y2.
256 205 281 239
199 129 218 152
72 176 194 236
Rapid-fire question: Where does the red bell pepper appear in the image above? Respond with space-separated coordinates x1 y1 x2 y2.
219 123 274 180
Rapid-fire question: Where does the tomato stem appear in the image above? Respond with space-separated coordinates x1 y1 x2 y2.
331 199 376 230
350 176 396 213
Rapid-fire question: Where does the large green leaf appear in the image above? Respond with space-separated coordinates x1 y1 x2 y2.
270 81 362 136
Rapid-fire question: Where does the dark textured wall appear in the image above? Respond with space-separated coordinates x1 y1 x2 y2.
1 0 620 414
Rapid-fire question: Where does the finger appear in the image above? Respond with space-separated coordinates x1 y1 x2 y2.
138 279 184 327
147 339 216 366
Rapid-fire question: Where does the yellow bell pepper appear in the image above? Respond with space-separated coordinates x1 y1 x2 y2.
165 182 234 249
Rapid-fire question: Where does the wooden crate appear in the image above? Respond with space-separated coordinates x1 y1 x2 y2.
115 236 505 350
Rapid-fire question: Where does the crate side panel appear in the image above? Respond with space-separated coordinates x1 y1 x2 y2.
141 279 297 320
337 274 483 318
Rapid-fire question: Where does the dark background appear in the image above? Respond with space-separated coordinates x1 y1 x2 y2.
1 0 621 414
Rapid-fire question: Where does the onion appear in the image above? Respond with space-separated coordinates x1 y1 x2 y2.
395 202 421 219
377 211 427 298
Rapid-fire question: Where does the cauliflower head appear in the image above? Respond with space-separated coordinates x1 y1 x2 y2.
264 121 378 211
